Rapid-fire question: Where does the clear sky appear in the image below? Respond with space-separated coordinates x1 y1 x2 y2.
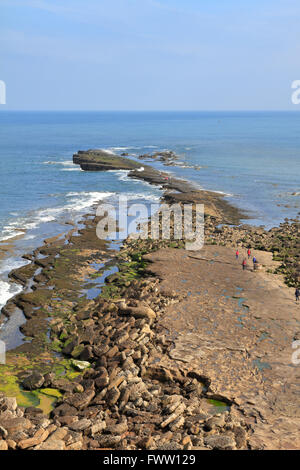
1 0 300 110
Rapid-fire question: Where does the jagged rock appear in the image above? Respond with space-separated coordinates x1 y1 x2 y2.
108 376 125 391
62 337 79 355
106 420 128 435
69 418 91 432
18 429 49 449
89 420 106 437
161 403 186 429
65 389 95 410
169 416 185 431
0 425 8 438
95 376 109 390
204 434 236 450
232 425 247 449
204 415 226 431
119 389 130 409
22 371 45 391
1 397 17 412
51 378 76 393
106 387 121 406
24 407 43 416
57 416 78 426
96 435 122 448
157 442 183 450
118 304 156 321
0 440 8 450
35 439 66 450
43 372 55 388
79 346 94 361
6 439 17 450
143 366 174 382
51 403 77 418
0 417 32 436
66 441 83 450
70 359 91 371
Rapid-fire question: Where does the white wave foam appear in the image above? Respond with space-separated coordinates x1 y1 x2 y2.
64 191 115 211
110 193 161 203
0 280 23 311
107 170 130 182
44 160 74 166
108 146 143 152
0 192 115 244
24 234 36 241
209 189 234 197
109 147 131 151
0 285 22 311
61 167 82 172
1 259 30 275
0 229 26 242
43 160 81 172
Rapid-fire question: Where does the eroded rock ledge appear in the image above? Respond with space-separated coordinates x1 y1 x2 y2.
73 149 245 224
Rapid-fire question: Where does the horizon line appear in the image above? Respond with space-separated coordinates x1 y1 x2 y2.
1 109 300 113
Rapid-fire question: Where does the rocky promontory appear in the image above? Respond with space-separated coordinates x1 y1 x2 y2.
73 149 245 225
73 150 143 172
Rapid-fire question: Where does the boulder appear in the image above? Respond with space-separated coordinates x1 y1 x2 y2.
118 303 156 321
22 371 45 391
65 389 95 410
0 417 32 436
70 359 91 371
0 440 8 450
69 418 92 432
204 434 236 450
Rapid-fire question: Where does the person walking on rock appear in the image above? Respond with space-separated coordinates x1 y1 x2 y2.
236 249 239 260
247 248 251 259
242 258 247 270
296 288 300 302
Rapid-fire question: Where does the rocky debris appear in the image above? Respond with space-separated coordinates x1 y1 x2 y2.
0 264 250 450
138 151 179 165
0 146 298 451
0 183 258 451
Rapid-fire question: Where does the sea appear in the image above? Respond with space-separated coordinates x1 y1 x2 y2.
0 111 299 313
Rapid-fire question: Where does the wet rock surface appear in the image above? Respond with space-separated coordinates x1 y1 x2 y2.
144 243 300 450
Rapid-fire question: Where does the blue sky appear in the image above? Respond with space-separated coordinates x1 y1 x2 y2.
1 0 300 110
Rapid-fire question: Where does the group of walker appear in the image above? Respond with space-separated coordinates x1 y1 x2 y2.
235 248 257 271
235 248 300 303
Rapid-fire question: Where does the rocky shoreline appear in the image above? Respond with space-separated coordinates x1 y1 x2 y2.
0 149 299 451
0 214 250 451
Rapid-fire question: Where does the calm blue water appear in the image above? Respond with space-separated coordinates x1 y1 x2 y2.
0 111 299 310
